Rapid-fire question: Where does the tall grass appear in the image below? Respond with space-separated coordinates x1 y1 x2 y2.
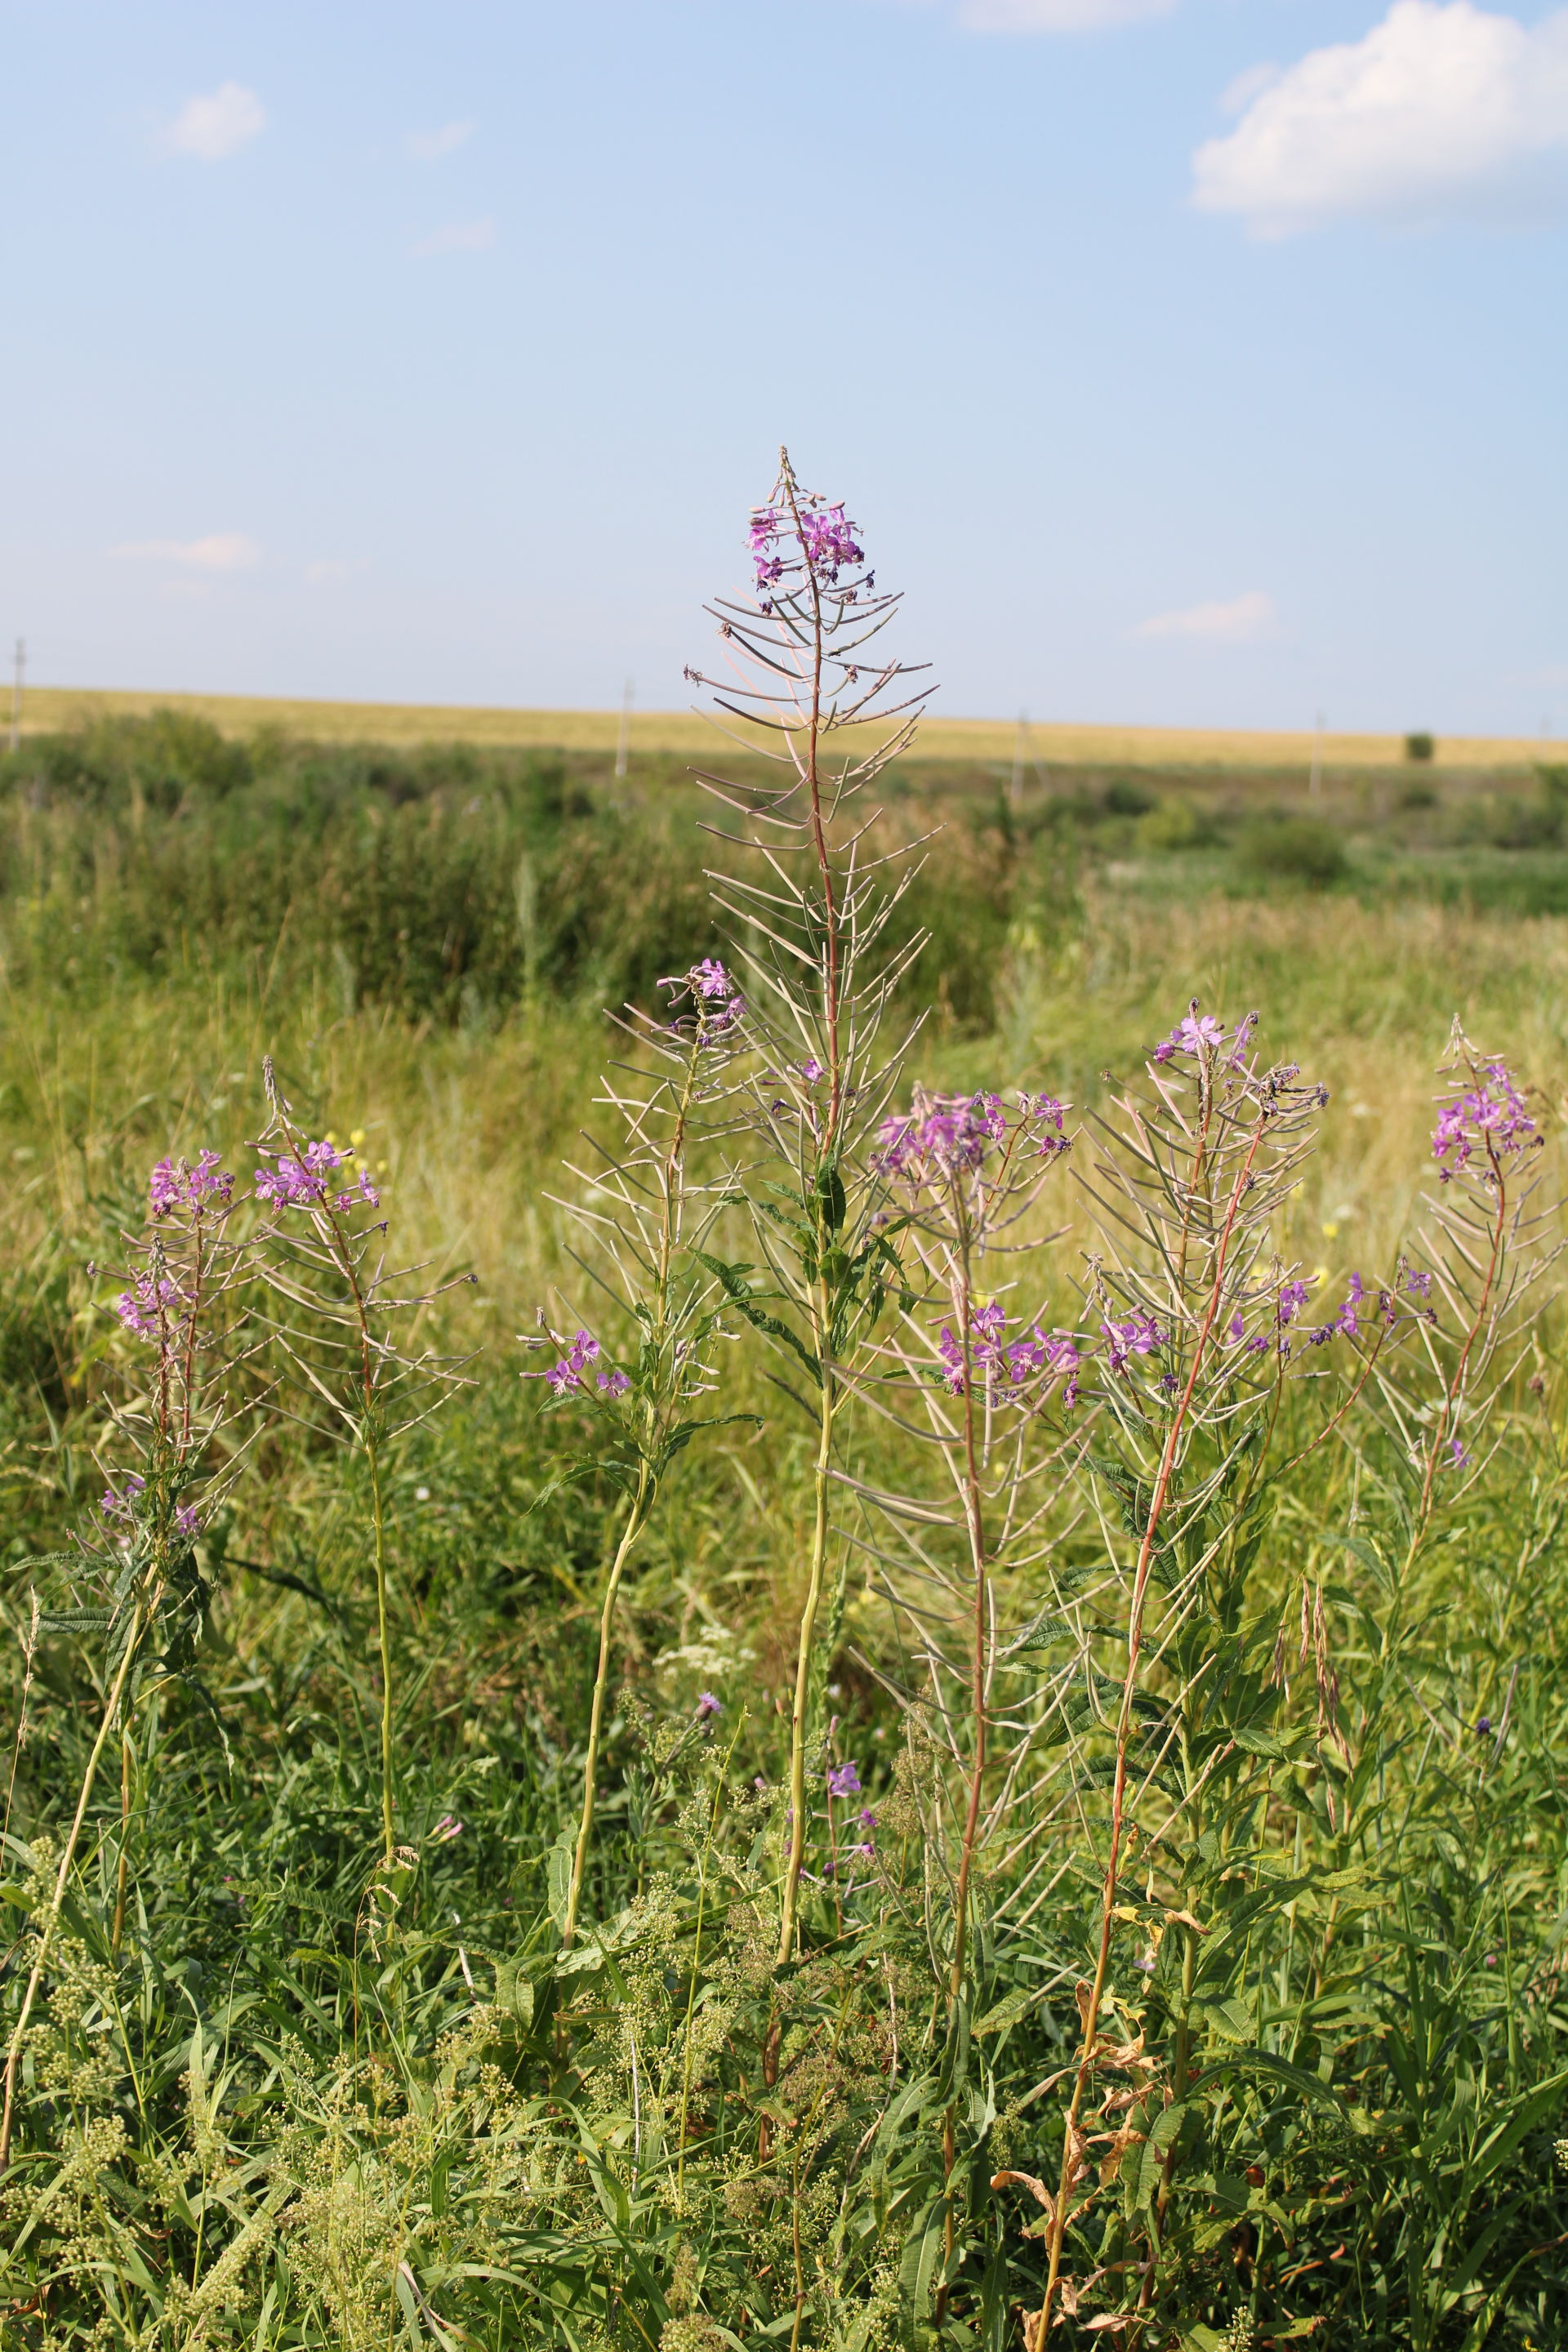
0 693 1566 2348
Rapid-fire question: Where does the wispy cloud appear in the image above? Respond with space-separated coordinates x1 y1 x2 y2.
167 82 266 162
113 533 261 572
957 0 1175 28
871 0 1178 33
1193 1 1568 236
406 121 474 162
411 216 497 257
304 558 369 584
1135 590 1276 644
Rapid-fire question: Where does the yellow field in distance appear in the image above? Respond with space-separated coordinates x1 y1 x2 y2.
13 684 1548 770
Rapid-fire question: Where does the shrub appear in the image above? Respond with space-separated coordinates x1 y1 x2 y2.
1102 775 1156 817
1405 729 1436 762
1134 795 1205 853
1235 812 1349 888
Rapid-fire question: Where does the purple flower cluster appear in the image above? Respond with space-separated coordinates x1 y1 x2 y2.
1102 1313 1167 1374
1027 1096 1072 1158
748 502 867 598
1432 1061 1536 1179
658 958 745 1037
826 1759 862 1799
149 1150 232 1218
799 504 864 582
875 1092 1007 1181
115 1275 180 1339
748 507 786 595
255 1140 381 1214
542 1330 631 1398
936 1301 1081 1402
1152 1005 1258 1069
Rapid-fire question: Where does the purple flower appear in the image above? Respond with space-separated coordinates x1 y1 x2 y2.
332 1171 381 1213
1432 1060 1535 1178
1153 1003 1227 1064
1026 1096 1072 1158
1003 1326 1080 1389
800 503 864 581
149 1150 232 1218
858 1807 878 1829
697 1691 722 1717
826 1760 862 1798
1403 1268 1433 1298
937 1325 966 1392
431 1813 464 1842
101 1474 146 1521
540 1330 612 1398
875 1091 1007 1183
1101 1313 1166 1374
597 1367 631 1396
1446 1435 1472 1472
254 1139 345 1208
175 1503 201 1538
659 960 745 1036
115 1275 180 1339
1276 1281 1310 1328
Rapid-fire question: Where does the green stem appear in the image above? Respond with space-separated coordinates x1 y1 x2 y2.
564 1459 653 1949
777 1309 835 1967
367 1429 396 1868
0 1606 145 2168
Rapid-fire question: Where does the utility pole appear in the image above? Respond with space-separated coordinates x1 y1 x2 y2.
1308 709 1323 800
614 676 633 782
8 639 23 754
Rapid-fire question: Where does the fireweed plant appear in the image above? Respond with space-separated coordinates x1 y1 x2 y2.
251 1061 470 1869
686 448 932 1964
0 1149 252 2167
2 466 1566 2351
529 956 752 1947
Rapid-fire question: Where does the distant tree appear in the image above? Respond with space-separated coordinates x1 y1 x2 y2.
1405 730 1436 763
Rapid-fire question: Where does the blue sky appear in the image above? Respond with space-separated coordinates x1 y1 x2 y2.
3 0 1565 733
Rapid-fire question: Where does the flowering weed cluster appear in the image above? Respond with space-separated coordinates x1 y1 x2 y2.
0 466 1565 2352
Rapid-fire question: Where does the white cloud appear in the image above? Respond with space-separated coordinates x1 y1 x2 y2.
957 0 1174 25
1135 590 1276 644
304 558 369 583
1193 2 1568 235
1218 62 1280 118
411 216 497 256
167 81 266 162
406 121 474 162
113 534 261 572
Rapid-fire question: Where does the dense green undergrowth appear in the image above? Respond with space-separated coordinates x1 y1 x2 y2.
2 714 1567 1033
2 702 1568 2351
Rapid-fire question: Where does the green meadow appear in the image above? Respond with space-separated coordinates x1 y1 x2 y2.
2 707 1568 2350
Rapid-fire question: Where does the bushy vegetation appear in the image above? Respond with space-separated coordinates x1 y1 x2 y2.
2 486 1568 2352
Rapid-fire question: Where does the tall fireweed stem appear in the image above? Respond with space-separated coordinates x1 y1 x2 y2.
367 1430 395 1866
779 1319 837 1965
255 1060 470 1874
541 972 747 1947
689 448 932 1965
1035 1108 1269 2344
564 1457 653 1949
